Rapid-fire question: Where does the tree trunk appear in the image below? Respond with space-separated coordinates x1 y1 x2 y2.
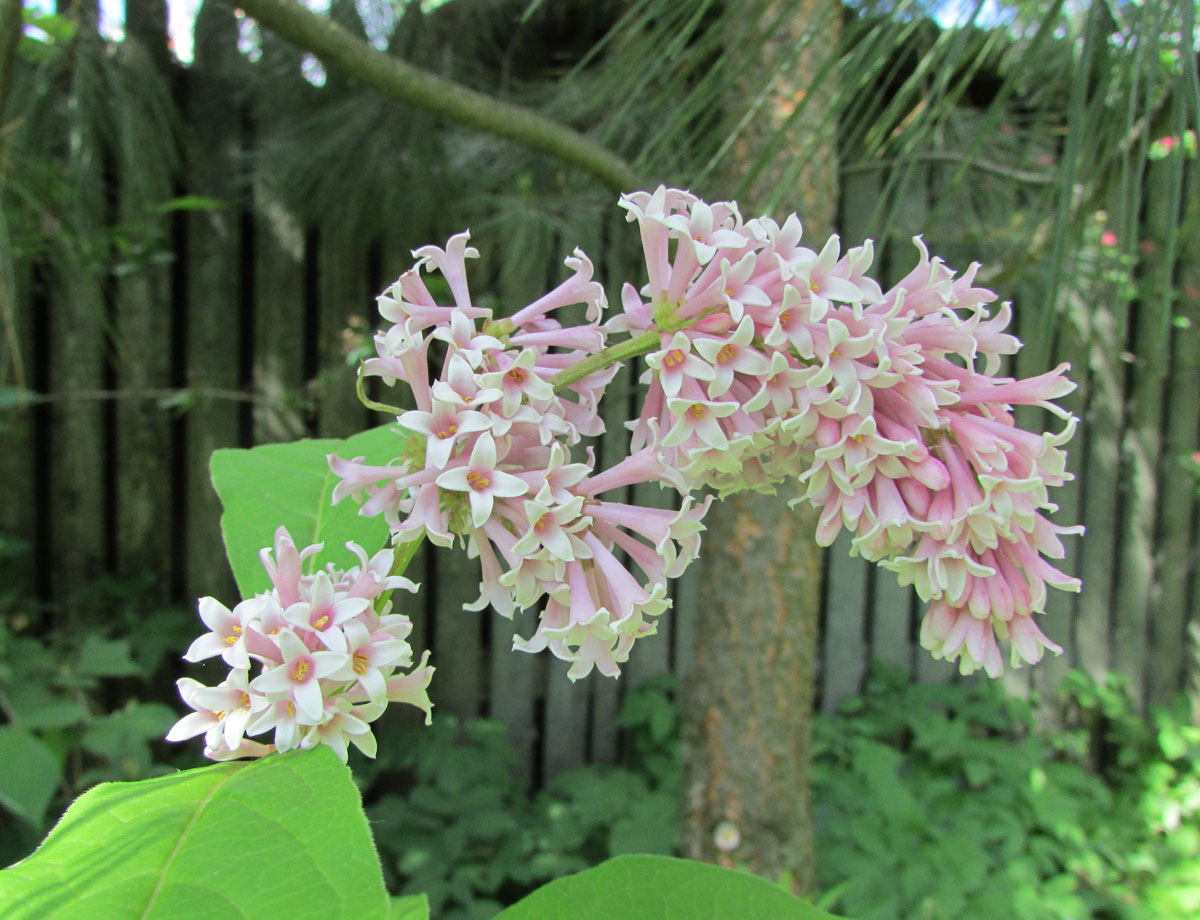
682 0 840 895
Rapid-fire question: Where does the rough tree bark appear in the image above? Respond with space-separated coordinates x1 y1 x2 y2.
681 0 840 895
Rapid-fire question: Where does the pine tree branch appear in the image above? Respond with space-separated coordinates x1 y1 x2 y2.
222 0 642 192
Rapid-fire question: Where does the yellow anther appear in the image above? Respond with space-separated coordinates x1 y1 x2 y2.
467 471 491 491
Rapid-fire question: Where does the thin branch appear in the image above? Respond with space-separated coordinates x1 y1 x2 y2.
841 151 1055 185
223 0 642 192
981 90 1176 290
1 386 291 407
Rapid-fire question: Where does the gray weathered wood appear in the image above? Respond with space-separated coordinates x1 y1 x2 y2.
542 664 589 779
429 547 486 719
1113 159 1176 706
114 3 175 596
0 255 33 564
489 610 542 784
315 231 371 439
820 533 869 711
251 127 308 445
1151 160 1199 705
183 5 247 604
1074 222 1128 680
872 564 915 676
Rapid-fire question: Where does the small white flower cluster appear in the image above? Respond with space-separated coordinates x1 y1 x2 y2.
168 527 433 761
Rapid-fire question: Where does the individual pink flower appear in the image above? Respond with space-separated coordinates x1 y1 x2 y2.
250 629 349 722
645 331 716 397
299 698 385 761
691 316 770 397
398 399 492 469
435 432 530 529
183 596 252 670
167 671 263 753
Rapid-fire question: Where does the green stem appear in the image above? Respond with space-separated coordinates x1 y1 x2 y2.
356 362 408 415
549 329 661 392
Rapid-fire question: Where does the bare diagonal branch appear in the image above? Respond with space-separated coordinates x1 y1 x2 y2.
223 0 642 192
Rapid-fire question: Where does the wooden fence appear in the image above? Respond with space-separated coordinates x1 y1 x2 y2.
3 5 1198 784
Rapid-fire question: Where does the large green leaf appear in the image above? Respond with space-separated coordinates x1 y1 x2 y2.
0 747 389 920
492 854 846 920
210 425 414 598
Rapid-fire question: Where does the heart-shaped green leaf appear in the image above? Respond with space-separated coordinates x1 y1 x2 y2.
211 425 414 598
492 854 846 920
0 747 389 920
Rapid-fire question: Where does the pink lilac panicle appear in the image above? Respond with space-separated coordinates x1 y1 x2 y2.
333 189 1080 683
330 235 715 680
614 186 1082 678
169 526 431 761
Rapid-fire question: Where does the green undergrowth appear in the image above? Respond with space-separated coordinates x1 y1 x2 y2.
355 674 683 920
813 668 1200 919
0 538 197 867
353 667 1200 920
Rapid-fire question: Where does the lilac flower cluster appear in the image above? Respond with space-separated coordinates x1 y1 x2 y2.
172 186 1083 761
167 527 433 761
331 234 710 680
612 187 1081 676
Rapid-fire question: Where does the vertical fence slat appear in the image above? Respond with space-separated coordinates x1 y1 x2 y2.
184 6 246 604
1182 166 1200 705
542 665 588 780
489 613 542 784
1114 158 1176 706
113 250 173 591
872 567 914 675
251 178 307 445
0 260 34 568
820 533 868 712
48 278 107 604
1152 159 1199 704
429 549 486 720
315 233 370 439
1075 238 1128 680
113 0 174 599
